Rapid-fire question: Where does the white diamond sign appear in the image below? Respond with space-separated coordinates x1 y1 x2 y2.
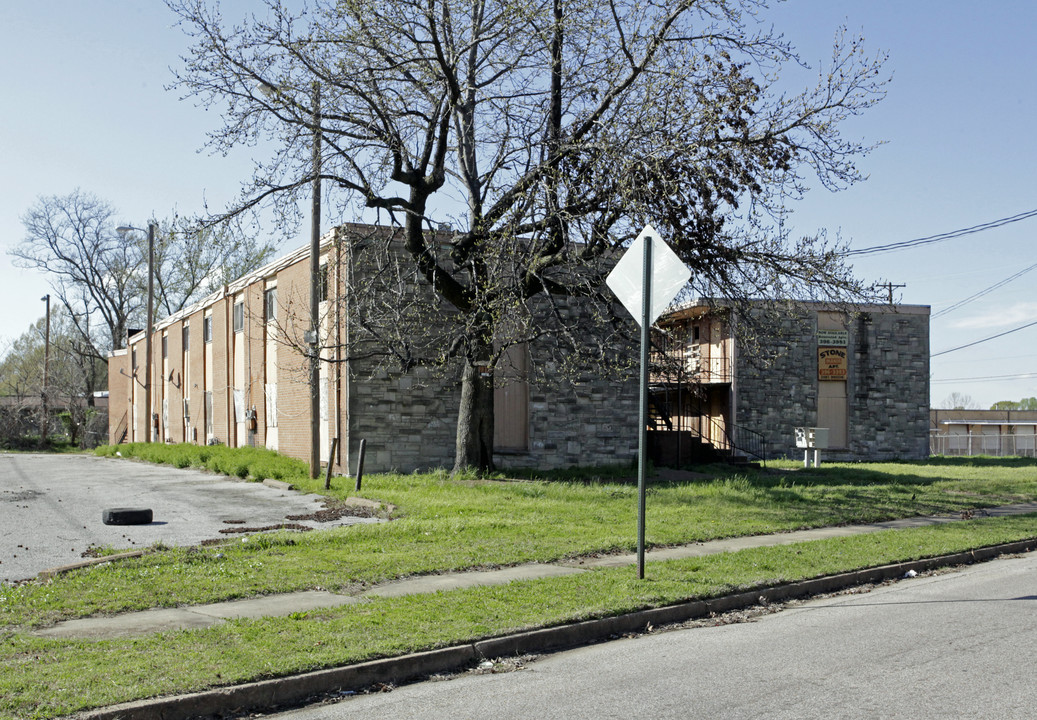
606 224 690 326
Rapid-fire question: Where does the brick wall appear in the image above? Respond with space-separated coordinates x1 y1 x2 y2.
169 320 185 443
107 351 129 444
186 311 205 443
211 298 230 445
272 257 317 466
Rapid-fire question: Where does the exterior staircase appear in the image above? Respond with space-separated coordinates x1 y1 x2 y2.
647 395 764 469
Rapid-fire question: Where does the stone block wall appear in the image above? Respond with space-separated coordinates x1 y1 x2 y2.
507 370 638 471
734 306 818 454
346 363 460 473
735 303 930 461
847 309 930 460
339 229 640 474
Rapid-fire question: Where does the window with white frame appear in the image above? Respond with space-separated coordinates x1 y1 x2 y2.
264 287 277 322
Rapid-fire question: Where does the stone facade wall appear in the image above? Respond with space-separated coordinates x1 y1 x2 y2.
508 370 639 471
496 300 639 472
735 304 930 461
346 356 639 474
734 306 818 454
344 282 639 474
847 308 930 460
346 362 460 473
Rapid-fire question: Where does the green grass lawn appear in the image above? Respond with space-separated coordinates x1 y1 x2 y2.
2 446 1037 718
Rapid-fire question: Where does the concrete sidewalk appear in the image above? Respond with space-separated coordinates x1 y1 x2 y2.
33 500 1037 640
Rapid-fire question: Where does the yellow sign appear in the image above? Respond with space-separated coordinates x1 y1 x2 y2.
818 346 848 381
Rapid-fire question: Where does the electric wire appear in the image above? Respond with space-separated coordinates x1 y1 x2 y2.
931 260 1037 319
931 318 1037 357
931 373 1037 383
845 207 1037 257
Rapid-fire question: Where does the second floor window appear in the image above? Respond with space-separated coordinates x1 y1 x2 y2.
233 301 244 332
203 316 212 343
264 288 277 322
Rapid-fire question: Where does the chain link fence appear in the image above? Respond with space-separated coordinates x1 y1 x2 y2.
930 432 1037 457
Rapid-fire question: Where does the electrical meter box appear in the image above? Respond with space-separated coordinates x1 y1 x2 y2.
794 427 829 450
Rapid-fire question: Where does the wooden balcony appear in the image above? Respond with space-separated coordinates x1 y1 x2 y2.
651 317 731 385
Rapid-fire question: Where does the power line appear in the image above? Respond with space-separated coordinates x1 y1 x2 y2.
932 260 1037 319
931 318 1037 357
931 373 1037 384
845 207 1037 257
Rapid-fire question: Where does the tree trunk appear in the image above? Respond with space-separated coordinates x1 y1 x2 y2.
453 358 495 474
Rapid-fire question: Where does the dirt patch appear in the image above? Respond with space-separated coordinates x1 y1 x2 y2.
219 523 313 534
287 499 391 522
0 490 43 503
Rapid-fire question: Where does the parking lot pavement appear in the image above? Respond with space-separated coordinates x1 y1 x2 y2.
0 453 375 583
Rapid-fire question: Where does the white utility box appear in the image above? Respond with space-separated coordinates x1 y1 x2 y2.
794 427 829 467
794 427 829 449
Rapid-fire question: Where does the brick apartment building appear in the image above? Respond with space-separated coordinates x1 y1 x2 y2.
108 223 640 474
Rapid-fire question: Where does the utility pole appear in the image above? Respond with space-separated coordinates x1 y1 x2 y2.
878 282 906 305
40 294 50 445
145 222 155 442
309 81 323 479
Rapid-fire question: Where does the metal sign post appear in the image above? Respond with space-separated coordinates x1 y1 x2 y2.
636 234 652 579
606 224 691 580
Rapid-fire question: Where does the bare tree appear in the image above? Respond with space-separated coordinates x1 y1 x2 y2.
942 392 979 411
0 312 107 446
14 191 141 357
168 0 888 472
149 218 278 318
13 191 278 362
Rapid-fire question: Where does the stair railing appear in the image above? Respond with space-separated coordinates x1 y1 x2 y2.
695 414 767 465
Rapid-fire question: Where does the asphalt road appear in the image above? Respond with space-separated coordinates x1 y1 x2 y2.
270 551 1037 720
0 453 373 583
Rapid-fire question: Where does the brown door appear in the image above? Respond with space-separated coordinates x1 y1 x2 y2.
494 343 529 450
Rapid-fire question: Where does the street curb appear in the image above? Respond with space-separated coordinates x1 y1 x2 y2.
37 550 148 580
76 537 1037 720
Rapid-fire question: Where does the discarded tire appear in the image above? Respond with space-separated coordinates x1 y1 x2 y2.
102 507 153 525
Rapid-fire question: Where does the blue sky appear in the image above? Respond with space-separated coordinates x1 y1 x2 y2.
1 1 1035 410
